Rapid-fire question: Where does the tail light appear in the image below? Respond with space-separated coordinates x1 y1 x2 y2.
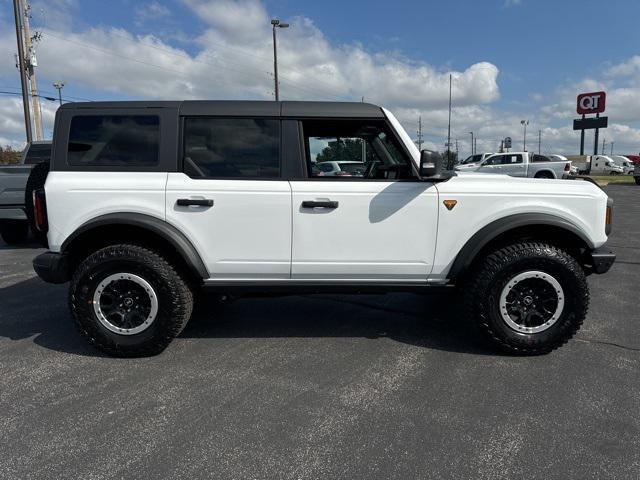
605 200 613 235
564 162 571 172
32 189 48 233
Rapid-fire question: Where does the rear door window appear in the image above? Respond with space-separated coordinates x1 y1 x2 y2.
67 115 160 167
183 118 280 179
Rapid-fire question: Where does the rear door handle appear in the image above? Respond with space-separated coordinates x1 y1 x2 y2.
177 198 214 207
301 200 339 209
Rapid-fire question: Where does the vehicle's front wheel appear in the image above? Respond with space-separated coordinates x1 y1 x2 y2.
69 244 194 357
463 242 588 355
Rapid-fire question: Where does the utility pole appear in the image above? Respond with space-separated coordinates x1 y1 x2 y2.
602 137 606 155
416 116 423 150
610 142 614 155
271 19 289 101
521 120 529 151
446 74 452 167
13 0 32 143
455 138 459 159
538 129 541 154
53 81 64 106
469 132 474 156
22 1 43 140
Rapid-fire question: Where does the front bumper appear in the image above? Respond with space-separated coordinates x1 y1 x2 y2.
33 251 70 284
588 246 616 274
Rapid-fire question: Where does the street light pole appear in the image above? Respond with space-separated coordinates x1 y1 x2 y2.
53 81 64 106
521 120 529 151
271 19 289 101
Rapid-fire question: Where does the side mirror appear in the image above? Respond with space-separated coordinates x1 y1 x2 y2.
420 150 443 177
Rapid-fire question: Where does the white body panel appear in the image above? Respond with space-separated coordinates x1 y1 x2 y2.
432 173 609 279
165 173 292 280
45 172 168 252
289 180 438 281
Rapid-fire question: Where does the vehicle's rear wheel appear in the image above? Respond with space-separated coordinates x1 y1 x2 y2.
534 171 554 179
24 161 50 246
0 220 29 245
69 244 194 357
463 242 588 355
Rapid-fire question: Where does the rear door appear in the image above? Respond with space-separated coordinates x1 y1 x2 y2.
289 118 438 282
165 116 292 281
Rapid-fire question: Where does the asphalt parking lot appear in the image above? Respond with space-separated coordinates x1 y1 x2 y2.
1 185 638 480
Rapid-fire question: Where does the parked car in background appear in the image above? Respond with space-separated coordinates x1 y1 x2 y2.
456 151 571 178
0 141 51 244
566 155 624 175
624 154 640 166
609 155 635 175
547 154 578 175
458 153 494 168
315 161 366 177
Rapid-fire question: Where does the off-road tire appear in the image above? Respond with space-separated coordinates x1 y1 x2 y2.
69 244 194 357
24 161 50 246
0 220 29 245
463 242 589 355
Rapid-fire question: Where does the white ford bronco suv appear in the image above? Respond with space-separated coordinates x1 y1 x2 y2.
32 101 615 357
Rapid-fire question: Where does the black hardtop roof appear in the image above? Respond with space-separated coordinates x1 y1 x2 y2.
60 100 385 118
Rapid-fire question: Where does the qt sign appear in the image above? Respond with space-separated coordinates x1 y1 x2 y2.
577 91 606 115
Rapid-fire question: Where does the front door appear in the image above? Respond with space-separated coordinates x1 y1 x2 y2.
290 118 438 282
165 117 291 281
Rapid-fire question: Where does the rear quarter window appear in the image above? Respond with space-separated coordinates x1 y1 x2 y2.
67 115 160 167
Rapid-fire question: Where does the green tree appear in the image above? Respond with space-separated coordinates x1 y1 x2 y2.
316 138 373 163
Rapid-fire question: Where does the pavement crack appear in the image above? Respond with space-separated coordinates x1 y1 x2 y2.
575 337 640 352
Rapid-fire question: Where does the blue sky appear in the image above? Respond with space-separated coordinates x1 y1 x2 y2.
1 0 640 155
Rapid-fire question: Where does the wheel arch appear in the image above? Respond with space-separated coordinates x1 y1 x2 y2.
533 169 555 178
61 212 208 282
448 213 594 281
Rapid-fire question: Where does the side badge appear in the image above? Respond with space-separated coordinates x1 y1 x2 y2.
443 200 457 211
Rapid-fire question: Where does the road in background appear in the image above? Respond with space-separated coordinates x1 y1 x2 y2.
0 186 638 479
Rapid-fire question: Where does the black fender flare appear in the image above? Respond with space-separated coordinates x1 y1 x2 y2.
61 212 209 279
447 213 594 280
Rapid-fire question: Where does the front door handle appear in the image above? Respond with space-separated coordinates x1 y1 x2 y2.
177 198 214 207
301 200 339 209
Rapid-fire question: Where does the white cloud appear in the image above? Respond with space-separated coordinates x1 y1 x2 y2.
135 2 171 22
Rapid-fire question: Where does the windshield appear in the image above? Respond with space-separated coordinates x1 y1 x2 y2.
460 154 481 164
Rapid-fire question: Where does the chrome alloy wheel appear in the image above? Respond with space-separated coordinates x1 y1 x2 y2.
499 270 565 334
93 273 158 335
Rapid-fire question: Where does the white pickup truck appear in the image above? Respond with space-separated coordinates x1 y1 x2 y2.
32 101 614 357
456 151 571 179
